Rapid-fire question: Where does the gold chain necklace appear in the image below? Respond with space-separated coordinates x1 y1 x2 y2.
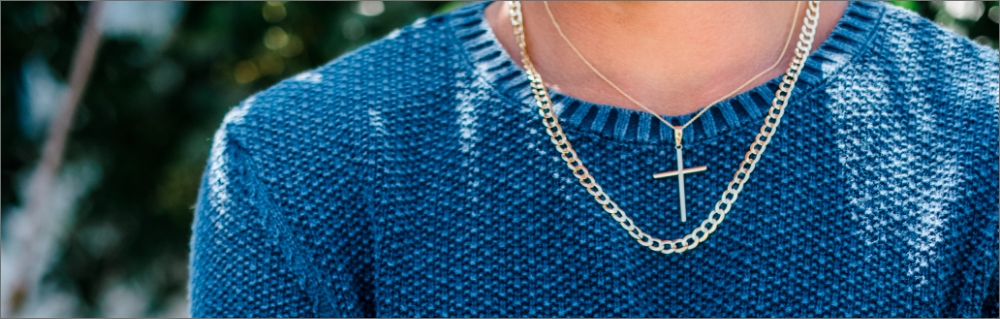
543 1 804 222
508 1 821 254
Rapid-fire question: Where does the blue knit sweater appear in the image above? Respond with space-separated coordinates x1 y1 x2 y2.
189 2 1000 317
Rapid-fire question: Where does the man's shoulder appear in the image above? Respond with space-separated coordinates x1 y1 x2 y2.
873 2 999 84
246 13 465 124
822 3 998 159
217 7 475 148
858 3 998 127
208 6 484 184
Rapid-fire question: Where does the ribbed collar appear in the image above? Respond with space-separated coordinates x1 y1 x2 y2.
448 1 885 145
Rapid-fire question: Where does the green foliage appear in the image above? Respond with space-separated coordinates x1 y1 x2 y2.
892 1 921 12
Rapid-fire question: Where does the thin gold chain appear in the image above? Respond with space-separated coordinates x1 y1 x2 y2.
509 1 820 254
542 1 803 132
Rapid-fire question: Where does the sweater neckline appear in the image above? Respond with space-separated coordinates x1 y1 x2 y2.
448 1 885 145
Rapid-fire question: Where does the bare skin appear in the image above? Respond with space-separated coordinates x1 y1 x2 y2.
485 1 848 116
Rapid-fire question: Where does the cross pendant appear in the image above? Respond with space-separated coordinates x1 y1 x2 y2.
652 128 707 223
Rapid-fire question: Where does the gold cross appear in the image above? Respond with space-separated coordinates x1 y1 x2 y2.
652 128 707 223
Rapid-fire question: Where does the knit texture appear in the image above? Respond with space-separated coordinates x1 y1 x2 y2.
189 2 1000 317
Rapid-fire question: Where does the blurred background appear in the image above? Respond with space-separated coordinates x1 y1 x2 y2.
0 1 996 317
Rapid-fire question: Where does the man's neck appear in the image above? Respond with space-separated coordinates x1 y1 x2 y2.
486 1 847 116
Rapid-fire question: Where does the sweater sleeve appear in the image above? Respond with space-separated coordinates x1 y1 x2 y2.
188 124 318 317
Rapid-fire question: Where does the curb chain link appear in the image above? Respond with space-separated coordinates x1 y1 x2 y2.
509 1 821 254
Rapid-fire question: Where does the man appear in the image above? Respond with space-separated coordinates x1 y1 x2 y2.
190 2 999 317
